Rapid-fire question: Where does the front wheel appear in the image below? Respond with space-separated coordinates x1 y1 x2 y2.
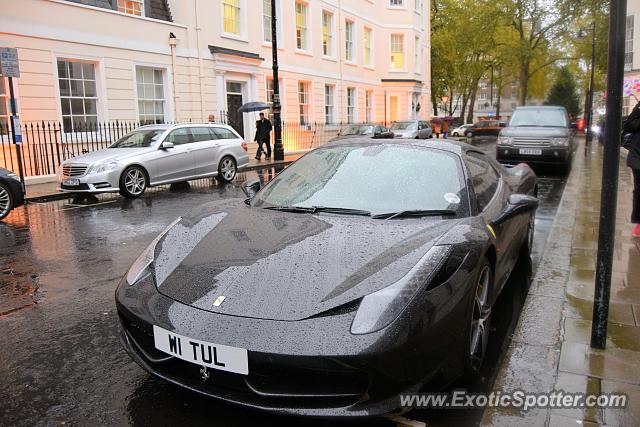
119 166 148 198
0 183 14 221
464 259 493 377
216 156 237 183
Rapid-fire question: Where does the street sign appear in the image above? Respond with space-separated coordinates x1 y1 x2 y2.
0 47 20 78
11 116 22 144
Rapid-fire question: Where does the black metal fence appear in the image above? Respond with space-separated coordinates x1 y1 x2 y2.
0 120 379 177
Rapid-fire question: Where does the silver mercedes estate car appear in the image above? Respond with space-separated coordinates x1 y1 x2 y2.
57 123 249 198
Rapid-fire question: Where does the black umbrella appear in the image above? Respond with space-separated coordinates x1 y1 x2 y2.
237 102 270 113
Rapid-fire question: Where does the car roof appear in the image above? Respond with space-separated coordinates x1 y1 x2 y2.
323 136 476 156
515 105 566 111
138 122 233 131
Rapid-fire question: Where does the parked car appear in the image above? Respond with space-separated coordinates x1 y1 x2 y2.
0 168 25 221
496 106 577 171
116 138 538 417
390 120 433 139
57 123 249 198
451 124 474 137
330 124 394 142
465 120 506 141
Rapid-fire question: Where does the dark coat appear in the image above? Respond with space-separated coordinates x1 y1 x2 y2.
623 101 640 170
254 118 273 142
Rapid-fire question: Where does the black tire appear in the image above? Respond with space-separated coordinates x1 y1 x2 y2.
119 166 148 198
216 156 237 183
463 257 493 378
0 183 14 221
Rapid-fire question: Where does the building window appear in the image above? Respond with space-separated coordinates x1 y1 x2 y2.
347 87 356 124
390 34 404 70
414 0 421 11
364 27 372 67
266 77 282 119
322 11 334 56
365 90 373 122
479 91 487 100
389 0 404 6
296 2 308 51
345 20 354 62
136 67 165 125
0 78 8 134
57 59 98 132
625 16 634 70
263 0 273 42
415 36 421 73
223 0 241 35
118 0 144 16
324 85 335 124
298 81 309 125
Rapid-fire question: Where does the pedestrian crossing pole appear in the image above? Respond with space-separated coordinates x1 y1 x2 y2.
591 0 627 350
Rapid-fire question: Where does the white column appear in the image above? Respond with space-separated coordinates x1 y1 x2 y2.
215 70 226 119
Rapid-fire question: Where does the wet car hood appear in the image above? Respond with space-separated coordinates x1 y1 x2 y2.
500 126 569 138
63 148 151 166
153 200 459 321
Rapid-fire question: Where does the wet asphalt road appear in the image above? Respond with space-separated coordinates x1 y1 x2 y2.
0 141 568 427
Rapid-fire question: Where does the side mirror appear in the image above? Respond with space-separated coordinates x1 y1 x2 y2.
161 141 174 150
491 194 539 227
242 178 261 199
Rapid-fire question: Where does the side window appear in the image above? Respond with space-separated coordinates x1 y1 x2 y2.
465 152 500 211
213 127 239 140
190 127 216 142
165 128 192 145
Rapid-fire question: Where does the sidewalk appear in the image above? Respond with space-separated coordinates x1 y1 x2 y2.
481 144 640 426
22 150 306 201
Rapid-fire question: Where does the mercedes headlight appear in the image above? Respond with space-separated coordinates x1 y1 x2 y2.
497 136 513 145
351 245 469 334
551 137 569 146
126 218 182 285
88 162 118 174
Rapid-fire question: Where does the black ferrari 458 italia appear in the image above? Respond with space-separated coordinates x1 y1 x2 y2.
116 138 538 417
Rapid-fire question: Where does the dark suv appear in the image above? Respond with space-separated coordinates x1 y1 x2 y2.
466 120 506 141
496 106 576 170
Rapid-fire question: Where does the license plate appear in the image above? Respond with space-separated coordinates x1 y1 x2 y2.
519 148 542 155
63 178 80 186
153 325 249 375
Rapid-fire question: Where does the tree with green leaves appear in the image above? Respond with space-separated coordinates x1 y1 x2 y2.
545 66 582 118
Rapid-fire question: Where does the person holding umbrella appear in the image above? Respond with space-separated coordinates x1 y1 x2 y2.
622 97 640 237
254 112 273 160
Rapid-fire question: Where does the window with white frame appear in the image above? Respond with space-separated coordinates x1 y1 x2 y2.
298 81 310 125
324 85 335 124
479 91 487 100
296 2 308 51
118 0 144 16
266 77 282 119
57 59 98 132
347 87 356 124
0 78 8 134
414 0 421 11
390 34 404 69
223 0 241 35
322 10 334 56
136 67 165 125
625 16 634 70
345 20 354 62
262 0 281 43
389 0 404 6
364 27 372 67
415 36 422 74
365 90 373 122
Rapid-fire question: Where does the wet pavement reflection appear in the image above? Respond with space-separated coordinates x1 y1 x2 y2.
0 143 569 426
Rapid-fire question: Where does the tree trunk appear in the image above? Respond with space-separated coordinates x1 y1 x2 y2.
467 86 478 124
460 92 468 123
518 60 530 105
431 93 439 116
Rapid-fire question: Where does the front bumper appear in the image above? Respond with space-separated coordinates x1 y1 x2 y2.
496 145 571 165
115 267 472 417
57 169 120 193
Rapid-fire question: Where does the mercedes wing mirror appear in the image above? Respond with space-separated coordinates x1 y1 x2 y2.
160 141 174 150
242 178 261 199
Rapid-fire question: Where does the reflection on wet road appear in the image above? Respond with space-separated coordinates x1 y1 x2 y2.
0 143 569 426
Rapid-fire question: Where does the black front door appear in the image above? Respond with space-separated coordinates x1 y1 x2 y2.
226 93 244 138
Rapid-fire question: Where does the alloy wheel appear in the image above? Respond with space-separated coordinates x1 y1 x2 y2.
125 168 146 196
469 265 491 371
220 158 236 181
0 185 11 219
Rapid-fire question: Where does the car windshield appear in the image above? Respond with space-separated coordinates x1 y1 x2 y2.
391 121 417 131
510 108 568 127
252 144 467 216
342 125 375 136
110 129 165 148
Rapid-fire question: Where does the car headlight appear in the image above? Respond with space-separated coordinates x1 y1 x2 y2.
551 137 569 146
497 136 513 145
350 245 468 335
7 173 20 182
126 218 182 286
88 162 118 174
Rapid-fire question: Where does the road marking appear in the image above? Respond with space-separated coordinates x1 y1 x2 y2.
60 200 118 210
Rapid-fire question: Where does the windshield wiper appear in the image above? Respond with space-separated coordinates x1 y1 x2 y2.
262 205 316 213
372 209 458 220
262 205 371 216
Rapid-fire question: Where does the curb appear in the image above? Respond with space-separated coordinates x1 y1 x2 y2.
24 160 297 203
480 144 585 425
